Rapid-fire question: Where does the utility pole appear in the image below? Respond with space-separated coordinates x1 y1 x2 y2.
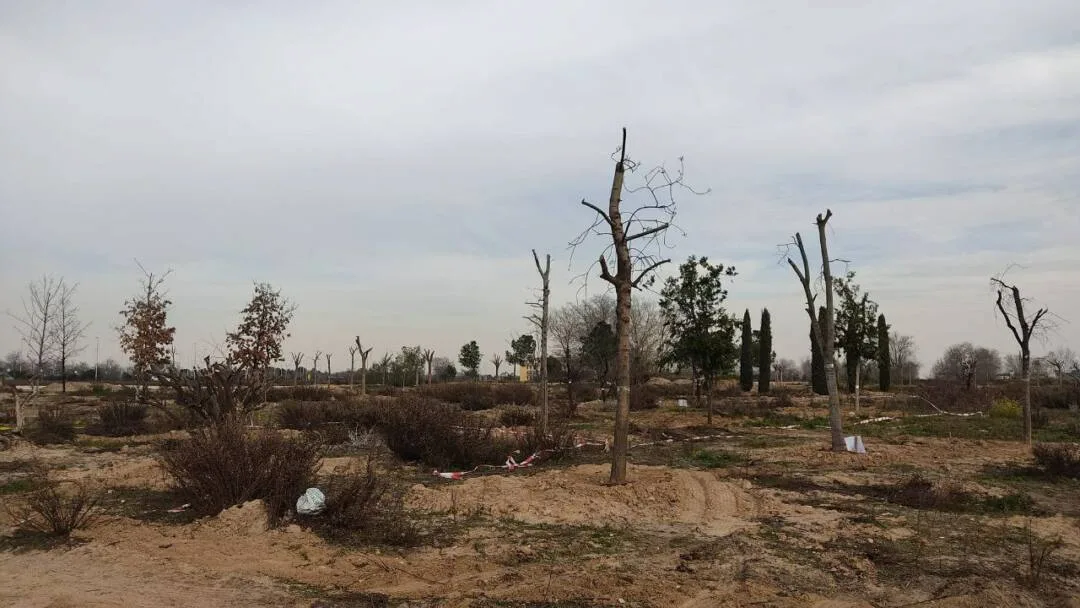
95 336 100 381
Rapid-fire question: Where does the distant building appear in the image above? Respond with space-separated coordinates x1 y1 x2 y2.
519 365 529 383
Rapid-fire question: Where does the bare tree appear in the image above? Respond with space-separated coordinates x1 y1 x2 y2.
889 333 916 385
490 353 503 380
378 352 392 387
992 274 1051 444
311 351 322 387
290 352 304 386
117 264 175 403
550 304 583 410
527 249 552 434
785 210 844 451
51 280 90 393
1045 348 1077 385
7 276 63 431
348 344 358 389
354 338 373 395
324 352 332 386
422 348 435 385
772 358 795 383
572 128 700 484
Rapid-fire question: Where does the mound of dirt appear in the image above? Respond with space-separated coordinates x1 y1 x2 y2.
408 464 770 535
200 500 269 536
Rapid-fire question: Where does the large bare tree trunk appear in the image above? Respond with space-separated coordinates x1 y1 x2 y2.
788 211 845 451
355 339 372 397
530 250 552 436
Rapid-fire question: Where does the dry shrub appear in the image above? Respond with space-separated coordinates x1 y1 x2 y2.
275 400 379 430
630 384 660 411
1033 384 1080 410
156 419 323 525
574 383 601 402
265 385 335 402
499 406 535 427
88 402 149 436
27 406 76 445
303 457 420 546
1032 443 1080 478
375 396 515 470
887 473 971 511
9 478 101 536
491 383 535 406
772 389 796 408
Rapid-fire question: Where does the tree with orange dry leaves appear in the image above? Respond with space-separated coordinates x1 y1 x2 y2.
117 264 176 401
225 282 295 382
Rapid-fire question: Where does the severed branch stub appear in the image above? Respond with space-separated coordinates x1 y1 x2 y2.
570 127 705 485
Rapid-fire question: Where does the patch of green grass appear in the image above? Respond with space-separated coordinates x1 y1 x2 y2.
858 412 1080 443
0 477 37 495
744 413 829 430
490 520 639 565
682 448 748 469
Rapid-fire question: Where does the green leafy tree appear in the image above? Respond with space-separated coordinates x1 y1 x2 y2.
581 321 617 392
458 340 481 379
658 256 739 424
510 334 536 376
877 313 891 391
758 308 773 393
439 363 457 382
833 271 879 393
739 310 753 392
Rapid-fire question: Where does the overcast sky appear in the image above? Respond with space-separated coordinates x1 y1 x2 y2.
2 1 1079 375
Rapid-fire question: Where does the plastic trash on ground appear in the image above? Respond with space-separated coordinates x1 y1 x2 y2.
296 487 326 515
676 398 688 408
844 435 866 454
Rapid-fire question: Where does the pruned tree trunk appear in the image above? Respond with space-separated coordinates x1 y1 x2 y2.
530 249 552 436
788 211 845 451
355 339 373 396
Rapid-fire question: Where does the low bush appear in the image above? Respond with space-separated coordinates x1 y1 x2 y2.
499 406 535 427
88 402 149 436
575 383 601 402
772 389 796 408
887 473 970 511
27 406 76 445
1033 384 1080 410
630 385 660 411
265 385 335 402
156 419 323 525
8 478 101 536
1032 443 1080 478
303 458 420 546
275 400 379 431
989 398 1022 419
375 397 515 470
492 383 535 406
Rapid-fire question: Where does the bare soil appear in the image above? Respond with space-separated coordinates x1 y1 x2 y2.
2 387 1079 607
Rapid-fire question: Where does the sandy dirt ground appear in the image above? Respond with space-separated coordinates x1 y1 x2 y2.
2 396 1080 607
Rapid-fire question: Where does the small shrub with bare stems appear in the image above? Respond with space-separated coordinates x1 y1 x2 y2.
8 478 101 536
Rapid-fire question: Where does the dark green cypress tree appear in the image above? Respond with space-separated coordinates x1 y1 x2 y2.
758 308 772 394
877 313 891 391
739 309 753 392
811 306 828 395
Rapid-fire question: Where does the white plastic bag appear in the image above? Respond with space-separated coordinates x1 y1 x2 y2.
844 435 866 454
296 487 326 515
